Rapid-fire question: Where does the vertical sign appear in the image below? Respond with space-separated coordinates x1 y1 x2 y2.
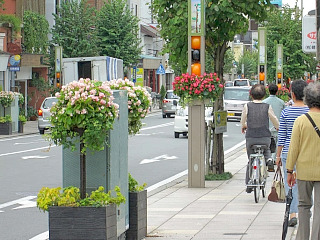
258 27 267 85
55 46 63 87
302 16 316 53
276 44 283 85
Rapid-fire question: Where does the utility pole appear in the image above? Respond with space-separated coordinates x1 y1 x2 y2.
317 0 320 62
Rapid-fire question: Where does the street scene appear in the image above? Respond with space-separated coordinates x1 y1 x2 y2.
0 0 319 240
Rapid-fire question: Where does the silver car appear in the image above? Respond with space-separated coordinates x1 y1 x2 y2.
38 97 58 134
162 90 179 118
224 87 251 121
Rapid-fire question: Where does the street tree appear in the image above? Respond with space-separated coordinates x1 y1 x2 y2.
151 0 272 174
261 5 317 82
51 0 99 58
236 50 258 79
97 0 141 67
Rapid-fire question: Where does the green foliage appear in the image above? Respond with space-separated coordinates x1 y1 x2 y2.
23 11 49 54
37 186 126 212
97 0 141 66
205 172 233 181
222 49 236 75
261 5 317 82
0 14 21 37
160 85 166 100
236 50 258 79
18 115 27 124
51 0 100 58
151 0 272 77
0 115 12 123
128 173 147 192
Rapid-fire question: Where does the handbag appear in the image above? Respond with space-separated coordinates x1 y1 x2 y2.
268 166 285 203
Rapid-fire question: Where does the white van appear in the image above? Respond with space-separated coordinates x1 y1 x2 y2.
234 79 250 87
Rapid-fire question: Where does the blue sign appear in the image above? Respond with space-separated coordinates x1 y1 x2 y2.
132 66 137 83
156 64 165 75
270 0 282 7
9 66 20 71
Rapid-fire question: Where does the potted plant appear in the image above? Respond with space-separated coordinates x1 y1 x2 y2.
38 78 122 239
37 186 125 240
0 115 12 135
173 72 224 106
107 79 151 135
0 91 15 116
18 115 27 133
126 173 147 240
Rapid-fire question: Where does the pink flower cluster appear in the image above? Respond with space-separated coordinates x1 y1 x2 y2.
173 72 224 102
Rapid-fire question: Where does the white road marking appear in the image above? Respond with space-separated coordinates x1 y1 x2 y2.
0 134 39 142
136 132 165 136
224 140 246 154
0 196 37 212
22 156 50 160
14 140 45 145
140 154 178 164
0 146 55 158
29 231 49 240
140 122 174 131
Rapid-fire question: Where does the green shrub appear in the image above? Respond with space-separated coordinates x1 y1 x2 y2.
205 172 233 181
128 173 147 192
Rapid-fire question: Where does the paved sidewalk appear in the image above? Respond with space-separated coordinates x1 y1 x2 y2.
0 120 297 239
145 149 297 240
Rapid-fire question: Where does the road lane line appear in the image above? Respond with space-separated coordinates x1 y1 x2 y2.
140 122 174 131
0 196 36 210
0 146 56 158
0 134 39 142
29 231 49 240
224 140 246 154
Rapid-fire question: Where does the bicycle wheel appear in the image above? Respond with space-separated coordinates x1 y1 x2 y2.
261 184 266 198
254 180 260 203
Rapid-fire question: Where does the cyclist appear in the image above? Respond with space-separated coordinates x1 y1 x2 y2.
241 84 279 193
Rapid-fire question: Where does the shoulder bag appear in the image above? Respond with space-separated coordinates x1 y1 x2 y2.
305 113 320 138
268 166 285 203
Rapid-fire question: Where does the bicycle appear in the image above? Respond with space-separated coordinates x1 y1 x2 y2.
247 144 268 203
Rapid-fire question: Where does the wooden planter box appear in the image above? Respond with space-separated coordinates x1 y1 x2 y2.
126 190 147 240
18 121 24 133
0 122 12 135
49 204 117 240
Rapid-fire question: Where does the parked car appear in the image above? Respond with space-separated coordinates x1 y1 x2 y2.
38 97 58 134
224 81 234 87
234 79 250 87
174 105 213 138
162 90 180 118
224 87 251 121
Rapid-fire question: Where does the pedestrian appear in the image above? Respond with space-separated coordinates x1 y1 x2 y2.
241 84 279 193
263 83 285 169
275 80 308 227
286 82 320 239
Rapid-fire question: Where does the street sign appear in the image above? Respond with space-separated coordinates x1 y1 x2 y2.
156 64 165 75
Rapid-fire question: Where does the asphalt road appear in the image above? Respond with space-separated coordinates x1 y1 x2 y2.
0 112 244 240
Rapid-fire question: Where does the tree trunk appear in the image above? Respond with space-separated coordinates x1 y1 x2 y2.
211 42 228 174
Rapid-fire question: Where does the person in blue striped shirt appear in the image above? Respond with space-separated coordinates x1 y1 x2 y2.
276 79 309 227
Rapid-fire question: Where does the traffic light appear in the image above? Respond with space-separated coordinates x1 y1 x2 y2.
259 65 265 83
191 36 201 76
277 72 281 83
56 72 61 88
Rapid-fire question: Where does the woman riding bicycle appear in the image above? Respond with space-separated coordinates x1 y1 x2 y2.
240 84 279 193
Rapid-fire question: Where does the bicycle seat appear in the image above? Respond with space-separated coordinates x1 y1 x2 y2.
251 145 268 151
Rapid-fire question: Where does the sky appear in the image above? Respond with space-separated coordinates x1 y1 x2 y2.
282 0 316 16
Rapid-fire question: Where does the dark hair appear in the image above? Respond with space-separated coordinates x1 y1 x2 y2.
250 84 266 100
268 83 278 95
291 80 307 100
304 83 320 109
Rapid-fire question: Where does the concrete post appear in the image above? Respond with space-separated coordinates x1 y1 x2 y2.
188 100 205 188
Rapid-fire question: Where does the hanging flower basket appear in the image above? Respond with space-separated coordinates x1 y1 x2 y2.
173 72 224 106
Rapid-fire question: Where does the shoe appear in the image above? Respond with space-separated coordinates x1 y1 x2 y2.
289 217 297 227
246 187 253 193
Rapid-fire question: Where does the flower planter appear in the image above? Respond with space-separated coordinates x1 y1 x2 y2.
18 121 24 133
126 190 147 240
49 204 117 240
0 122 12 135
